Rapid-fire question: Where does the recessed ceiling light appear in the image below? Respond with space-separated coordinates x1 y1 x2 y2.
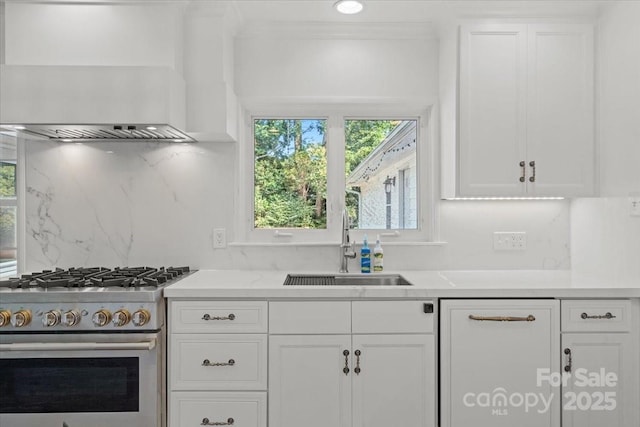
62 139 73 142
334 0 364 15
146 126 157 131
173 139 184 142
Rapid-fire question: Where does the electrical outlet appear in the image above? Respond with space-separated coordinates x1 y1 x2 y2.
493 232 527 251
630 195 640 217
213 228 227 248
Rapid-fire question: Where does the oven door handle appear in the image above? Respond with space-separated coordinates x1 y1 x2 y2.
0 339 156 352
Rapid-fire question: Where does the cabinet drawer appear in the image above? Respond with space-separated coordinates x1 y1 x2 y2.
170 334 267 390
171 301 268 333
170 392 266 427
561 300 632 332
352 300 434 333
269 301 351 334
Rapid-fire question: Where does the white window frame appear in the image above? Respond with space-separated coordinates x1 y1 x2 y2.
236 104 437 245
0 132 24 277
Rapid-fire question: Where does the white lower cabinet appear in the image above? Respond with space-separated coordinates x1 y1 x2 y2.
351 334 434 427
168 301 268 427
561 333 634 427
440 299 561 427
560 300 640 427
168 296 639 427
268 300 436 427
269 334 352 427
170 392 266 427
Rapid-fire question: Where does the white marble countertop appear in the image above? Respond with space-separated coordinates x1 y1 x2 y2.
164 270 640 299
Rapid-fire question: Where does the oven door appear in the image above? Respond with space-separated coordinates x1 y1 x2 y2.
0 332 163 427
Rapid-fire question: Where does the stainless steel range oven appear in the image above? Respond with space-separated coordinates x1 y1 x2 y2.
0 266 191 427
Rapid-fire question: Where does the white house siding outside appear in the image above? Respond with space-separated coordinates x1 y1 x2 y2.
346 121 418 230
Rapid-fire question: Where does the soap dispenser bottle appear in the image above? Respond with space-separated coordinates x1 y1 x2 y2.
373 235 384 272
360 235 371 273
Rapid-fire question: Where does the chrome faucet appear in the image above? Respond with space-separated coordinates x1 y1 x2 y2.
340 209 357 273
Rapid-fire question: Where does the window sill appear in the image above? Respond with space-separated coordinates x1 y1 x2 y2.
228 241 448 248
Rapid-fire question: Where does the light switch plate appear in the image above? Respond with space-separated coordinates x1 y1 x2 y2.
213 228 227 248
493 232 527 251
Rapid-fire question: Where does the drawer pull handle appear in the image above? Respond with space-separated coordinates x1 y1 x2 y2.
469 315 536 322
343 349 350 375
201 417 234 426
354 349 362 375
581 312 616 320
202 313 236 321
564 348 572 373
202 359 235 367
519 161 526 182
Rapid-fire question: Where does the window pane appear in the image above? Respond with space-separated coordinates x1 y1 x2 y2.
345 120 418 230
0 162 16 198
254 119 327 229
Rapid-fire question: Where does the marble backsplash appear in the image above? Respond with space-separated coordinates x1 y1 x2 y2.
23 139 571 272
24 139 236 271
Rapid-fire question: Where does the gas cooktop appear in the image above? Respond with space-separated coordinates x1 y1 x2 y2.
0 266 190 290
0 266 193 332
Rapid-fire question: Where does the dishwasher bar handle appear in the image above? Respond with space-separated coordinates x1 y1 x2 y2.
469 315 536 322
0 339 156 352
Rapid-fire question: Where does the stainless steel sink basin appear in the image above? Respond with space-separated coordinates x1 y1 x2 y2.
283 274 412 286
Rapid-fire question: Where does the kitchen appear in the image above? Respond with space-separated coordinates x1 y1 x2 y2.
0 0 638 427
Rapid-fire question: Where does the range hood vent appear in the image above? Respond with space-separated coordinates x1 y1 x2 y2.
0 65 196 142
6 124 196 142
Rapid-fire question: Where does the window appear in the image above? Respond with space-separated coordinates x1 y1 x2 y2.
0 132 19 277
345 119 417 230
243 108 433 243
254 119 327 229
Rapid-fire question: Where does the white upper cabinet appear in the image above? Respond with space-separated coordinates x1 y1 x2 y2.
455 23 595 197
458 24 528 197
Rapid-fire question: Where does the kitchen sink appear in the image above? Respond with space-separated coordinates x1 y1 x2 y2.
283 274 412 286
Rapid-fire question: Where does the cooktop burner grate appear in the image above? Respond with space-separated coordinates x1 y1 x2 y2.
0 266 190 290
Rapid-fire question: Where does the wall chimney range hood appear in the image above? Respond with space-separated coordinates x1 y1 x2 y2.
0 65 196 142
2 124 195 142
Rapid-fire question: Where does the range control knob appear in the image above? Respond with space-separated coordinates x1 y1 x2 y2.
42 310 62 327
92 309 112 327
132 309 151 327
63 310 82 327
112 309 131 327
0 310 11 327
11 309 32 327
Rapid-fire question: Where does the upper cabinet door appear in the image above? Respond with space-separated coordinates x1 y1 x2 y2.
457 23 595 197
527 24 595 196
459 24 528 197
